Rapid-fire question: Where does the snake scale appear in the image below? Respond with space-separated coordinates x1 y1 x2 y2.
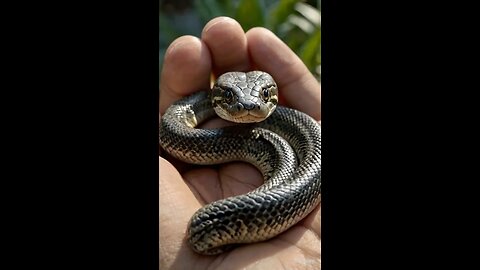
160 71 321 255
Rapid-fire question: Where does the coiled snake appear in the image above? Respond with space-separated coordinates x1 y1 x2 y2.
160 71 321 255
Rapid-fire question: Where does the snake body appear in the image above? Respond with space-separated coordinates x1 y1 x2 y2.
160 71 321 255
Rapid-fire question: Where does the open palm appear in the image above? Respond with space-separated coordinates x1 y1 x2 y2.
160 17 321 269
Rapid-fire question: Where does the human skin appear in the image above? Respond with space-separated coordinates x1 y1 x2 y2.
160 17 321 269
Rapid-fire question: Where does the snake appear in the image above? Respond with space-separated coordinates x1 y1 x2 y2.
159 71 321 255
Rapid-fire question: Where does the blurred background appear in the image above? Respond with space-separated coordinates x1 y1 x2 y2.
160 0 321 81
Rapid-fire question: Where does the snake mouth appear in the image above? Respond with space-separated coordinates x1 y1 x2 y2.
213 102 276 123
231 113 270 123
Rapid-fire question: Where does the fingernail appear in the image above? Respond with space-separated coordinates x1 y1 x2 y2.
203 17 237 35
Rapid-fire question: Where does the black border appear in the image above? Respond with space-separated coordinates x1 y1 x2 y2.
12 2 160 269
322 0 417 266
321 0 465 268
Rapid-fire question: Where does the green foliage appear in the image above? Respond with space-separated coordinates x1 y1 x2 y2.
266 0 298 32
235 0 265 31
160 0 321 80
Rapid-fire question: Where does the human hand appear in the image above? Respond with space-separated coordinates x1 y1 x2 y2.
160 17 321 269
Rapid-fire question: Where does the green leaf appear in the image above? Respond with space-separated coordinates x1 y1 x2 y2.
216 0 235 18
266 0 300 32
298 29 321 72
294 2 321 27
194 0 230 23
235 0 265 31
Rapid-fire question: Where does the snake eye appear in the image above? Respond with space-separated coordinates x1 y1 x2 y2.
262 88 270 102
224 89 234 104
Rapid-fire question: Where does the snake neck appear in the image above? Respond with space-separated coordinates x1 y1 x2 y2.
163 91 216 128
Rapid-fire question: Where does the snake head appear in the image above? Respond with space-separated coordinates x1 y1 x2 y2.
211 71 278 123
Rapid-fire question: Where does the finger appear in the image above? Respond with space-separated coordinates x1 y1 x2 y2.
160 35 212 114
302 204 321 237
159 158 200 252
246 27 321 120
201 16 250 75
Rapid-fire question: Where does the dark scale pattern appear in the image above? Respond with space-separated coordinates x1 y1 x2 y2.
160 72 321 255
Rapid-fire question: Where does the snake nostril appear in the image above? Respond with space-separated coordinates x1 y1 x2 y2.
236 104 243 111
243 103 255 110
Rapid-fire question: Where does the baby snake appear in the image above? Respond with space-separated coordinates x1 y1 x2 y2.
160 71 321 255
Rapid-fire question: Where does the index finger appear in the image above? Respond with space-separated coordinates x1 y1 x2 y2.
246 28 321 120
201 16 250 76
160 36 212 114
